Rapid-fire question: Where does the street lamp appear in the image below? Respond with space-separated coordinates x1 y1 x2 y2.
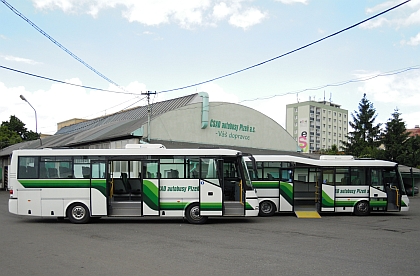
20 94 38 137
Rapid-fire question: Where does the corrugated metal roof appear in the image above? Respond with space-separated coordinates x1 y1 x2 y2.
56 93 198 135
0 94 199 157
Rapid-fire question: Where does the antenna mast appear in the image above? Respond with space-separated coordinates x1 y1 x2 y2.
141 91 156 142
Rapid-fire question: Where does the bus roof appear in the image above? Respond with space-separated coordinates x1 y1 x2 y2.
248 155 397 167
11 147 243 157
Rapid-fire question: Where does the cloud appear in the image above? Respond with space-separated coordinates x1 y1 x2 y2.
355 70 420 128
198 82 239 103
229 7 267 29
0 79 148 135
274 0 308 4
31 0 267 29
0 55 40 65
401 32 420 46
362 0 420 29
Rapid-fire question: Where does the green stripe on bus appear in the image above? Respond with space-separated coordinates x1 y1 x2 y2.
321 191 335 208
369 200 387 207
160 202 188 210
18 179 107 196
252 181 280 189
335 201 357 207
200 202 222 211
143 180 159 211
280 182 293 205
245 202 254 210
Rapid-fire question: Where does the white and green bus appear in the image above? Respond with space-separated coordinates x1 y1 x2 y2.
8 145 258 224
247 155 409 216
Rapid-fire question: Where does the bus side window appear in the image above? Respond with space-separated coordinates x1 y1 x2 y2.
48 168 58 178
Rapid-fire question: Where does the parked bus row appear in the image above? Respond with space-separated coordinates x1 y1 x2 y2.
246 155 410 216
7 145 409 224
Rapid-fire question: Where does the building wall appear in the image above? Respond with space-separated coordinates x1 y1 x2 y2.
286 101 348 152
148 102 298 151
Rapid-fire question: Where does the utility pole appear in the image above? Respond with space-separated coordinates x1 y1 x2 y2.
141 91 156 142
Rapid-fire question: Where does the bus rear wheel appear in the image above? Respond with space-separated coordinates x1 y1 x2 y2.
259 201 275 216
67 203 90 224
185 203 208 224
354 201 370 216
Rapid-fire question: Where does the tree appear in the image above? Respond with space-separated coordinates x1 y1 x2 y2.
0 125 22 149
0 115 39 149
399 135 420 168
320 144 341 155
342 93 382 158
381 109 409 163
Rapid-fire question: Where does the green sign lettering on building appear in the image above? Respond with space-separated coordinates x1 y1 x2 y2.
209 119 256 141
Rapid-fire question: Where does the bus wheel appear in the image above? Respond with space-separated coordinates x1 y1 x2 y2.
185 203 208 224
354 201 370 216
259 201 275 216
67 203 90 224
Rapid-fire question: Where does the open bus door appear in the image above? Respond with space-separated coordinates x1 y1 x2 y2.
199 158 223 217
142 160 160 216
89 160 107 216
384 170 402 212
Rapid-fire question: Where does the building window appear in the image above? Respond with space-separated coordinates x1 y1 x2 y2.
295 108 298 112
339 113 342 117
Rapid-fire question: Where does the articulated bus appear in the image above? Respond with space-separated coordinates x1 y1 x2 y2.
8 145 259 224
246 155 409 216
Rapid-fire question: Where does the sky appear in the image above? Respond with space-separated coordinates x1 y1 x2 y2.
1 0 420 135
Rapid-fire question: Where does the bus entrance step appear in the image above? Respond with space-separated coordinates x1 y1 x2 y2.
109 202 142 217
294 210 321 218
223 201 244 216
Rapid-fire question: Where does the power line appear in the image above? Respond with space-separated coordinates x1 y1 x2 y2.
157 0 412 94
0 65 139 95
239 65 420 103
1 0 126 92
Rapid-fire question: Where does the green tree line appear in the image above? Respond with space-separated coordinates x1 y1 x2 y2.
0 115 39 149
323 93 420 168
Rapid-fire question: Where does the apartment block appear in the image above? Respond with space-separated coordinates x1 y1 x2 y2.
286 100 349 153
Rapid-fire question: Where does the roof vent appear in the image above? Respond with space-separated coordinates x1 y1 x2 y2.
125 144 166 149
320 155 354 160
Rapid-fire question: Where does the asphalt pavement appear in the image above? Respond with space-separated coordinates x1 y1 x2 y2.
0 191 418 276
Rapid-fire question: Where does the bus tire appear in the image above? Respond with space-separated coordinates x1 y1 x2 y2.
354 201 370 216
185 203 208 224
259 201 276 216
67 203 90 224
